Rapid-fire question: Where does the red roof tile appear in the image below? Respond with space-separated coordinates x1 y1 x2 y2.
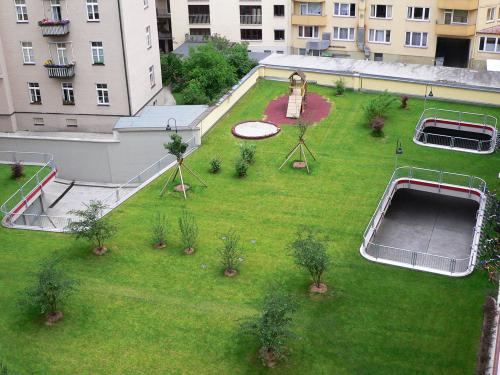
478 25 500 35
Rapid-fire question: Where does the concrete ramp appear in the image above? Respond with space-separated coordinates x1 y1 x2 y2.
286 88 303 119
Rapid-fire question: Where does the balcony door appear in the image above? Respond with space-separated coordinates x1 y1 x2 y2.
51 0 62 21
56 43 68 65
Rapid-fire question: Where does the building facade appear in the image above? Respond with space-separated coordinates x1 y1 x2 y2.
0 0 163 133
168 0 500 69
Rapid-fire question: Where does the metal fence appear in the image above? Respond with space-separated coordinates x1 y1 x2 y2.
414 108 497 153
361 166 487 276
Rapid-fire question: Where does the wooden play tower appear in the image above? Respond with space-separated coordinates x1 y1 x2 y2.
286 71 307 119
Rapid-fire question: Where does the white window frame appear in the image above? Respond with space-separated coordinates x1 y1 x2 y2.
56 43 69 65
333 3 355 17
33 118 44 126
333 27 355 41
61 83 74 104
298 25 319 39
148 65 155 88
21 42 35 64
444 9 468 24
91 41 104 64
486 7 496 22
407 6 430 21
15 0 28 23
28 82 41 104
370 4 392 19
86 0 99 21
96 83 109 105
404 31 428 48
300 3 322 16
51 0 62 21
143 0 148 9
478 36 500 53
368 29 391 44
146 25 152 49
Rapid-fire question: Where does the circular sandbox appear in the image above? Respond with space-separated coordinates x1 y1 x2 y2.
231 121 281 140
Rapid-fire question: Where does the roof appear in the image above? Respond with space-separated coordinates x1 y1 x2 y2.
173 41 271 62
477 25 500 35
114 105 208 130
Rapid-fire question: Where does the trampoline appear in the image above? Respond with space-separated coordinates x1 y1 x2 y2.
231 121 280 140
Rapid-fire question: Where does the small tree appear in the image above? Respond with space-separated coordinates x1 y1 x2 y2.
67 200 116 255
179 210 198 254
164 133 188 161
242 287 297 367
151 212 168 249
240 143 256 164
10 162 24 180
235 158 249 178
288 228 330 292
334 78 345 96
19 256 77 325
218 230 243 277
362 91 396 130
371 116 385 136
209 158 222 173
400 95 409 109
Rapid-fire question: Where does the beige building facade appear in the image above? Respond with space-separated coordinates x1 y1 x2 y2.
0 0 164 133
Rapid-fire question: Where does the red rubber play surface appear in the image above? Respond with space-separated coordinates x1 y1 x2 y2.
264 93 331 125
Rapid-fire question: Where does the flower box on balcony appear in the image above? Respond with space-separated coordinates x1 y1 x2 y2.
44 63 76 78
39 19 70 36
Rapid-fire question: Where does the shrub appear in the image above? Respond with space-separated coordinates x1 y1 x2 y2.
209 158 222 173
160 52 184 87
180 80 210 105
400 95 409 109
19 255 77 320
477 192 500 281
371 116 385 136
476 296 498 375
164 133 188 160
67 200 116 255
242 286 297 367
240 143 256 164
288 228 330 290
10 162 24 180
334 78 345 96
218 230 243 276
151 212 168 248
179 210 198 254
235 158 249 178
363 91 397 125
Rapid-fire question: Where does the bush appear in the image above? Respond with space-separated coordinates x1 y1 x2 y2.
209 158 222 173
363 91 397 125
160 52 184 87
240 143 256 164
67 200 116 255
477 192 500 281
151 212 167 248
218 230 243 276
164 133 188 160
242 286 297 367
180 80 210 105
334 79 345 96
400 95 409 109
179 210 198 254
476 296 498 375
10 162 24 180
235 158 249 178
371 116 385 136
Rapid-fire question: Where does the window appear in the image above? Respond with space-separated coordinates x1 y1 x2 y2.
91 42 104 64
56 43 68 65
300 3 322 15
333 27 355 41
444 9 468 24
274 29 285 41
143 0 148 9
240 29 262 40
407 7 429 21
374 53 383 61
96 84 109 105
66 119 77 128
61 83 74 104
28 83 41 104
15 0 28 22
334 3 355 17
487 7 496 22
277 50 284 54
86 0 99 21
370 5 392 19
478 36 500 53
274 5 285 17
298 25 319 38
148 65 155 88
51 0 62 21
189 28 210 36
368 29 391 43
21 42 34 64
405 32 428 47
33 118 44 126
146 26 152 48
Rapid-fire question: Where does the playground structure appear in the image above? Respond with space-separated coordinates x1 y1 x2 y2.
286 71 307 119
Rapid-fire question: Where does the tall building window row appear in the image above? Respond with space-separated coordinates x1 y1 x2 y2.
334 3 355 17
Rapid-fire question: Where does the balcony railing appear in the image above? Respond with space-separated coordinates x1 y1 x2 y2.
38 19 70 36
435 22 476 37
44 63 75 78
188 14 210 24
240 14 262 25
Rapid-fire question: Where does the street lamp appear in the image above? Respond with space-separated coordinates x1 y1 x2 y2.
395 138 403 170
165 117 177 133
424 84 433 110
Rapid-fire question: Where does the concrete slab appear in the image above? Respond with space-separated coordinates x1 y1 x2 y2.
372 189 479 259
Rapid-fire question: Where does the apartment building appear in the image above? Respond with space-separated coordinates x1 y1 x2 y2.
0 0 163 133
168 0 500 69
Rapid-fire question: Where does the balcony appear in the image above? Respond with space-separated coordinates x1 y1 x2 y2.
38 19 70 36
44 63 75 78
291 14 327 26
156 8 170 18
188 14 210 24
437 0 478 10
435 22 476 37
240 14 262 25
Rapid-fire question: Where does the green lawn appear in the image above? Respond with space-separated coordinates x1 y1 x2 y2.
0 165 41 204
1 80 499 374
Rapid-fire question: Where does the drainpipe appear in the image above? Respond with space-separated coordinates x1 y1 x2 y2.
356 0 370 59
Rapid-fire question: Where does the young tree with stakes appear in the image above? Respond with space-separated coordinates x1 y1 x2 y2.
218 230 243 277
160 133 207 199
279 121 317 174
179 209 199 255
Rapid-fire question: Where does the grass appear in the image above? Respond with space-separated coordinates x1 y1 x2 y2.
0 165 41 204
0 80 499 374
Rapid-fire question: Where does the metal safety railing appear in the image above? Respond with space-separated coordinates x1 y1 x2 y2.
360 166 487 276
414 108 498 153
